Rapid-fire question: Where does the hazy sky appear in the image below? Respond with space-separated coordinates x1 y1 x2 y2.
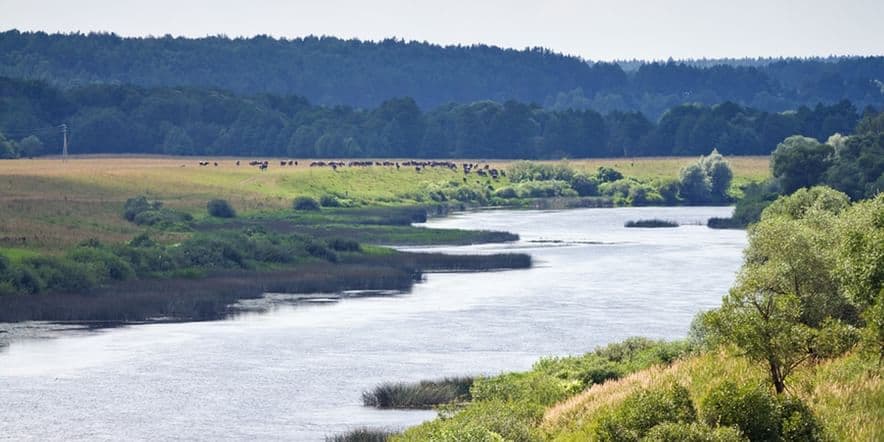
1 0 882 60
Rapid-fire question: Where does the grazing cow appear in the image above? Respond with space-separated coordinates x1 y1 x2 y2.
259 163 268 171
214 162 218 167
236 160 240 166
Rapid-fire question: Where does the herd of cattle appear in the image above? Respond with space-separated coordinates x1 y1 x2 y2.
195 159 505 178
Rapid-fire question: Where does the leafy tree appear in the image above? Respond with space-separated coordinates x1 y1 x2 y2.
17 135 43 157
0 131 18 158
678 164 711 203
771 136 833 194
700 149 734 201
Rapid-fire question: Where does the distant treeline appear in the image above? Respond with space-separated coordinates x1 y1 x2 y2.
1 30 882 118
0 77 875 159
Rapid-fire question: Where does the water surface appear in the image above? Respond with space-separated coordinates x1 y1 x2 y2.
0 207 745 441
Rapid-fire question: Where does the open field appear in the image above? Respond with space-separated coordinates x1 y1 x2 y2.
0 156 770 252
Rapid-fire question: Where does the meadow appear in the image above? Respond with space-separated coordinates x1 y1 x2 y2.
0 155 770 253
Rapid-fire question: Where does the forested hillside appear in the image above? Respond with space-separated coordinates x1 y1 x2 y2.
0 77 874 159
1 30 882 117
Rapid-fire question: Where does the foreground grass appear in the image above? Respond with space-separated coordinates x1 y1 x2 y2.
394 344 881 441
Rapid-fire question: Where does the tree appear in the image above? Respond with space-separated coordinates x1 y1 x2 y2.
706 188 862 393
771 135 833 194
17 135 44 157
700 149 733 201
206 199 236 218
678 164 711 203
0 131 18 159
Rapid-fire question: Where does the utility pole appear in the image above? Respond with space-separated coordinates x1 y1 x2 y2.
61 123 68 162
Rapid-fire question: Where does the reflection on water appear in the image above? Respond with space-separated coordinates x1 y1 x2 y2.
0 207 745 441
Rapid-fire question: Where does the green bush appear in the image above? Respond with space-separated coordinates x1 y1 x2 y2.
319 195 341 207
494 187 518 199
471 372 569 407
778 397 823 442
293 196 321 211
642 422 745 442
508 161 575 182
570 173 600 196
123 195 161 221
594 383 696 441
22 256 97 293
813 318 860 359
67 246 135 281
207 199 236 218
596 166 624 183
327 238 361 252
515 180 577 198
700 381 779 441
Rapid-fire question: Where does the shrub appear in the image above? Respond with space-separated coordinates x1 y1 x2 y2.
471 372 570 406
319 195 341 207
778 397 823 442
327 238 361 252
594 383 696 441
293 196 320 211
123 195 161 221
66 246 135 281
643 422 745 442
812 318 860 359
207 199 236 218
494 186 518 199
305 241 338 262
22 256 97 293
515 180 577 198
700 381 779 441
570 173 600 196
508 161 575 182
596 166 624 183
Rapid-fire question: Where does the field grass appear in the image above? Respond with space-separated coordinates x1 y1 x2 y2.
0 155 769 252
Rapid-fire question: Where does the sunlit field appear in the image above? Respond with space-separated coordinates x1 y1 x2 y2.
0 155 770 252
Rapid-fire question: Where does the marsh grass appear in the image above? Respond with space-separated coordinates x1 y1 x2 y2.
624 219 679 228
325 428 396 442
363 377 474 409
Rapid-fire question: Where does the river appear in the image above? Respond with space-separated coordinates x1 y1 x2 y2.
0 206 746 441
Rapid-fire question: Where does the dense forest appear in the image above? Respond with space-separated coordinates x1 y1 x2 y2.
1 30 883 118
0 77 875 159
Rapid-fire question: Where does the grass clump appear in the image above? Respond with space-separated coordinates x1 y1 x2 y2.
624 219 679 228
207 199 236 218
293 196 321 211
325 428 395 442
363 377 474 409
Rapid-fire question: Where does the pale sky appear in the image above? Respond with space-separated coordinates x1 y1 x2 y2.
1 0 882 60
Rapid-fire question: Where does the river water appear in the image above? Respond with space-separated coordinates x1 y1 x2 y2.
0 207 745 441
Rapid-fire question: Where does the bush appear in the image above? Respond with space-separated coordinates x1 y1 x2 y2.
643 422 745 442
508 161 575 182
778 397 823 441
22 256 97 293
494 186 518 199
471 372 569 407
123 195 161 221
570 173 600 196
596 166 624 183
207 199 236 218
327 238 361 252
515 180 577 198
700 381 779 441
305 241 338 262
594 383 696 441
319 195 341 207
325 428 394 442
66 246 135 281
293 196 320 211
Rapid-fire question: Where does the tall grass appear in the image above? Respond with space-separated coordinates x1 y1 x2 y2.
624 219 679 228
363 377 474 409
325 428 395 442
